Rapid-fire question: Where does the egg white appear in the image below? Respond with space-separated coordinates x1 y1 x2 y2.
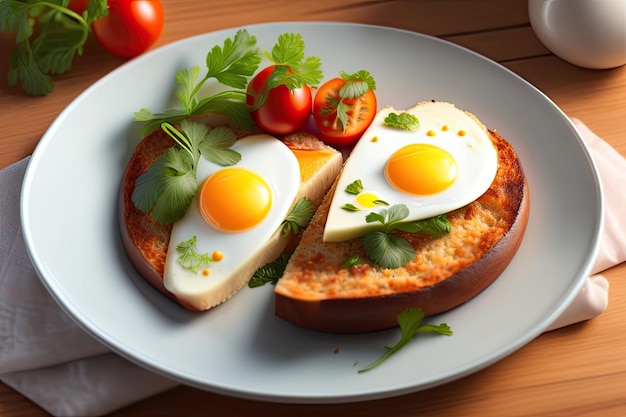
323 101 498 242
163 134 300 305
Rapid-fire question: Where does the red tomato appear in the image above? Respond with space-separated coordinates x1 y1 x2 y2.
67 0 90 14
246 65 313 136
313 77 377 147
92 0 164 59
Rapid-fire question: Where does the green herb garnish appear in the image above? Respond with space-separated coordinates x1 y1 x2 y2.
318 70 377 133
281 197 315 236
248 253 290 287
384 112 420 132
248 32 323 110
344 179 364 195
358 307 452 373
340 203 360 212
176 236 217 273
131 119 241 225
362 204 450 268
341 253 364 269
1 0 108 96
134 29 263 136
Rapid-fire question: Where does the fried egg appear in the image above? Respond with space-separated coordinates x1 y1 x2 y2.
163 134 300 306
323 101 499 242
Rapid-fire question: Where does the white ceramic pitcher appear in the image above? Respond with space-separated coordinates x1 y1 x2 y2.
529 0 626 69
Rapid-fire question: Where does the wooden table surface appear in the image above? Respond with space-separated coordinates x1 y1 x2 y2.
1 0 625 415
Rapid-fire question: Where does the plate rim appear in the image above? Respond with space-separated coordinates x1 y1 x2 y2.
20 21 604 403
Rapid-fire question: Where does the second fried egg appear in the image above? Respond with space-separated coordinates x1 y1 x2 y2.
323 101 499 242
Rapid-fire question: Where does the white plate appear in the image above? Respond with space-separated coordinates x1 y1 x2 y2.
21 22 603 403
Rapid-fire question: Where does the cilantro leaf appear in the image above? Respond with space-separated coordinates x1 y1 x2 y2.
341 203 360 212
361 204 451 268
341 253 364 269
131 155 168 213
338 70 376 99
175 66 202 113
344 179 364 195
149 148 197 225
2 0 107 96
281 197 314 236
0 1 35 43
266 32 323 87
132 121 242 225
358 307 452 372
384 112 420 132
363 231 415 269
205 29 262 89
176 236 212 273
249 32 323 109
394 213 451 239
198 125 241 166
248 254 290 287
8 43 54 96
318 70 376 135
135 29 261 135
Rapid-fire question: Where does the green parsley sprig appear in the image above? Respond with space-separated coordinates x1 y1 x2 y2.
131 119 241 225
134 29 263 136
0 0 108 96
344 179 364 195
248 32 323 110
248 253 290 288
318 70 376 133
358 307 452 373
176 236 220 273
280 197 315 237
363 204 450 268
384 112 420 132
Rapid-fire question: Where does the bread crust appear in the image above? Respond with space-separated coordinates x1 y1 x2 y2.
274 130 529 333
119 121 343 310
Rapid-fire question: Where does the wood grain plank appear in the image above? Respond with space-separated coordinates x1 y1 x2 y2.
505 56 626 146
161 0 530 40
2 1 625 416
444 26 550 62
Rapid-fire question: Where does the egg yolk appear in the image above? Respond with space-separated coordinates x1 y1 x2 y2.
355 192 381 208
385 143 458 195
198 167 272 232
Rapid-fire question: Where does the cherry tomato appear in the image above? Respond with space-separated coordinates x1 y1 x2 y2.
67 0 90 14
313 77 377 147
92 0 164 59
246 65 313 136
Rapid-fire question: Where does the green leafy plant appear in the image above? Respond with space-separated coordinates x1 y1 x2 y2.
134 29 263 136
344 179 364 195
131 119 241 225
328 70 377 131
248 32 323 111
281 197 314 237
341 253 364 269
248 253 290 288
363 204 451 268
176 236 222 273
0 0 108 96
358 307 452 373
384 112 420 132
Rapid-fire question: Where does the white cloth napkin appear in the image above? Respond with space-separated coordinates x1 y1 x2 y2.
0 118 622 416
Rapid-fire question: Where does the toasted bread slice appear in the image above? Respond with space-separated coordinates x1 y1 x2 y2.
119 120 343 310
274 109 529 333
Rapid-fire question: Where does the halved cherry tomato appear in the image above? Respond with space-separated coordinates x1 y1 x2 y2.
313 73 377 147
92 0 164 59
246 65 313 136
